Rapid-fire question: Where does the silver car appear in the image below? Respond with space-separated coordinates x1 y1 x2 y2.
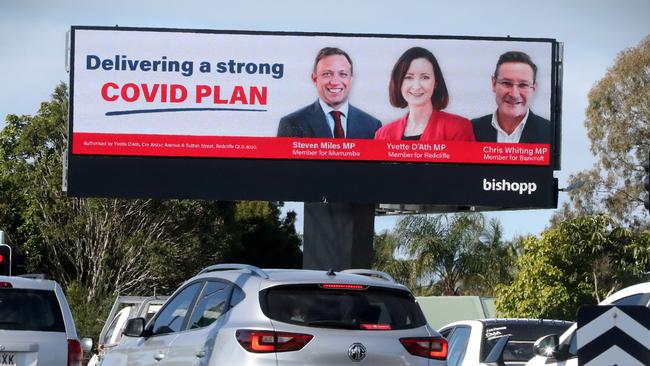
101 264 447 366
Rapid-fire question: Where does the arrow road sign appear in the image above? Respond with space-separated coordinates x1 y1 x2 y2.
577 305 650 366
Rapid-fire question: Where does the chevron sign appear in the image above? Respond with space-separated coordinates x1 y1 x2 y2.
577 305 650 366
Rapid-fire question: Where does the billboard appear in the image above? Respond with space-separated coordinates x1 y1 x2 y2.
67 26 561 208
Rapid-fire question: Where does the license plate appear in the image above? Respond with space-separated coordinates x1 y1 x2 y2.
0 353 15 366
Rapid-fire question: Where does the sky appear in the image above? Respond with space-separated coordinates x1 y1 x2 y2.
1 0 649 239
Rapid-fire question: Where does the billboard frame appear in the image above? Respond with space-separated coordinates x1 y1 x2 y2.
66 26 562 210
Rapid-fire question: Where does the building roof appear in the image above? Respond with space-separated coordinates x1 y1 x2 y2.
416 295 496 329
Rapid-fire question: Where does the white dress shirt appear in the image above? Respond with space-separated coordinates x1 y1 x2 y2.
319 99 349 137
491 109 530 143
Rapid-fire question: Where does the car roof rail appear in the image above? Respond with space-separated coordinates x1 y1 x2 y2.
17 273 49 280
198 263 269 279
342 269 395 283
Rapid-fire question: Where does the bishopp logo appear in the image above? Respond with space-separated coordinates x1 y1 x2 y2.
483 179 537 195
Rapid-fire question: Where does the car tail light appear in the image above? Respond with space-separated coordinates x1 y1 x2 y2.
400 337 448 360
236 330 313 353
68 339 83 366
360 324 392 330
319 284 366 290
0 282 12 288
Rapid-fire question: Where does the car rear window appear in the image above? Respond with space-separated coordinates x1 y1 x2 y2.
481 322 573 362
0 289 65 332
262 284 427 330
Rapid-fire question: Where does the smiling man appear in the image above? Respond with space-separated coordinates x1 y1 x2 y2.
277 47 381 138
471 51 550 144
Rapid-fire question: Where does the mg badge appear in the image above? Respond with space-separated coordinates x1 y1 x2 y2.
0 345 4 351
348 343 367 362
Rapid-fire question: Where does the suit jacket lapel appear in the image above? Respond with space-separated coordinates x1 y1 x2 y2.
487 125 498 141
346 105 360 138
307 100 333 138
519 110 537 143
477 115 497 142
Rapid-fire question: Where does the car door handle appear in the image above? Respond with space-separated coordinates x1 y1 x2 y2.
153 353 166 361
195 350 206 358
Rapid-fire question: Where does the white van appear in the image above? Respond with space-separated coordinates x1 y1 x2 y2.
0 275 92 366
87 296 167 366
526 282 650 366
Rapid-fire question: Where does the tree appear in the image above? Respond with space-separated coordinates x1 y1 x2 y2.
553 35 650 229
0 83 303 339
220 201 302 268
372 231 416 290
0 84 182 299
463 219 521 296
382 213 515 296
496 215 650 320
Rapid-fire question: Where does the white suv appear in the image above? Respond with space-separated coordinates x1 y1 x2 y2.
101 264 448 366
0 275 90 366
526 282 650 366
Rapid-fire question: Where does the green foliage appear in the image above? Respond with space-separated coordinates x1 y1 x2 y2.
496 215 650 320
372 231 416 290
463 219 521 296
0 83 303 339
554 35 650 229
221 201 302 268
374 213 517 296
65 281 115 340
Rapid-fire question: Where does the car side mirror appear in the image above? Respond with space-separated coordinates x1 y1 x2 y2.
532 333 559 357
123 317 146 337
80 337 93 353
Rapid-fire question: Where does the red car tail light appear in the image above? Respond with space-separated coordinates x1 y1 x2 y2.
0 282 12 288
236 330 313 353
360 324 392 330
68 339 83 366
399 337 448 360
319 284 366 290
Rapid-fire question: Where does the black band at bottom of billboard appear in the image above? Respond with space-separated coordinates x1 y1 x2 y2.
67 156 556 209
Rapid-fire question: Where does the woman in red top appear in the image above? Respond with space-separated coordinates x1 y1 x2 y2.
375 47 475 141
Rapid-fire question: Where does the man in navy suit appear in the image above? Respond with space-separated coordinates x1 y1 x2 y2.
277 47 381 139
472 51 550 144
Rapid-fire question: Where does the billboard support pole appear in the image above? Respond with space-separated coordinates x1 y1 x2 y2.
303 202 374 271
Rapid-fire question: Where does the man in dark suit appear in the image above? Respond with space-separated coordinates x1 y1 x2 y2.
472 51 550 144
277 47 381 138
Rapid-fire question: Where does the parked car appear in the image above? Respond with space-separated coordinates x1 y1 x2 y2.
0 274 92 366
526 282 650 366
87 295 168 366
100 264 448 366
439 318 573 366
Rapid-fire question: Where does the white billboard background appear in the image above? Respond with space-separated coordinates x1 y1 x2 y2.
72 29 553 138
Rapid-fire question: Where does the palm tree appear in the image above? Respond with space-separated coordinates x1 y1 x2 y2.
373 231 416 291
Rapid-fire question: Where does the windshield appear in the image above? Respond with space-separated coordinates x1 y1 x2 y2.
0 289 65 332
102 306 135 344
262 284 427 330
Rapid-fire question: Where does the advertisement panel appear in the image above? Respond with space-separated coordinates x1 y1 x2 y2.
71 27 558 165
67 26 561 208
